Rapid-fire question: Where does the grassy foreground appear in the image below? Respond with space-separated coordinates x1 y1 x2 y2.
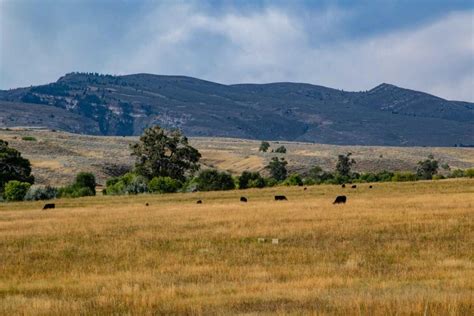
0 180 473 315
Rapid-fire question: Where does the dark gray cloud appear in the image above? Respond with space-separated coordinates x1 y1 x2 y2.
1 0 473 101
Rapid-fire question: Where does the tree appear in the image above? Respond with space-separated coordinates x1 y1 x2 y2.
131 126 201 181
196 170 235 191
274 146 287 153
238 171 265 189
75 172 96 195
335 153 356 177
0 140 34 192
3 180 31 201
266 157 288 181
259 141 270 152
417 158 439 180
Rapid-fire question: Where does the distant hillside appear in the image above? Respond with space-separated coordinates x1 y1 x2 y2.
1 72 473 146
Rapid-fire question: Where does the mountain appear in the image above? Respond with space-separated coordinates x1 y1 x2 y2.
1 72 473 146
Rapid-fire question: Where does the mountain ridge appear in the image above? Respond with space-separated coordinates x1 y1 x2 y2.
1 72 472 146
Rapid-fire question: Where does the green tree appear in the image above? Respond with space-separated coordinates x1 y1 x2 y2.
259 141 270 152
266 157 288 181
335 153 356 177
196 170 235 191
0 140 34 192
148 176 181 193
74 172 96 195
131 126 201 181
416 158 439 180
238 171 265 189
4 180 31 201
274 146 287 153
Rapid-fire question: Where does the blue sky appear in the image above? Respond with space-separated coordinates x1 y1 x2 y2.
1 0 473 101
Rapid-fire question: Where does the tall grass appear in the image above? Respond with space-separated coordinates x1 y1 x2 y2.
0 179 473 315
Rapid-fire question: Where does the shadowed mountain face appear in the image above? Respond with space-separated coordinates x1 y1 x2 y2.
1 73 472 146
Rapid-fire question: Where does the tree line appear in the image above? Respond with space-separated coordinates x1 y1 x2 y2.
1 127 473 202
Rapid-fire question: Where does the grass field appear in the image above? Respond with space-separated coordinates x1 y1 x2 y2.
1 179 473 315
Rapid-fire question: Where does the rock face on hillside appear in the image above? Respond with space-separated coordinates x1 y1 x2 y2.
1 73 473 146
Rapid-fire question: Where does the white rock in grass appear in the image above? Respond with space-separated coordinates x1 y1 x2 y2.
272 238 279 245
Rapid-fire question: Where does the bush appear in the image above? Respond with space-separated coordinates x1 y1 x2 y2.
465 168 474 178
264 178 279 187
196 170 235 191
57 172 97 198
274 146 287 153
284 174 303 186
148 177 181 193
74 172 96 194
238 171 265 189
24 185 58 201
105 172 148 195
392 172 417 182
4 181 31 201
21 136 36 141
432 175 445 180
58 186 95 198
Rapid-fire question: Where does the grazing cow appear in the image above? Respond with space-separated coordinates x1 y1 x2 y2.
42 203 55 210
333 195 347 204
341 184 346 188
304 187 307 191
145 203 149 206
196 200 202 204
240 196 248 202
274 195 288 201
351 185 357 189
369 185 373 189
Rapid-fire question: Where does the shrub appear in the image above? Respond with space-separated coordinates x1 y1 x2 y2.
24 185 58 201
57 172 97 198
74 172 96 194
259 141 270 152
284 174 303 186
417 158 438 180
432 175 445 180
264 178 278 187
375 171 395 182
148 176 181 193
21 136 36 141
465 168 474 178
196 170 235 191
392 172 417 182
238 171 265 189
274 146 287 154
58 186 95 198
4 181 31 201
105 172 148 195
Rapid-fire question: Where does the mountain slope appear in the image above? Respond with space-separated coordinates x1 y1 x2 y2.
1 73 472 146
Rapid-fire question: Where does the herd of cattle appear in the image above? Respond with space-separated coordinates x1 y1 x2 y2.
41 183 372 210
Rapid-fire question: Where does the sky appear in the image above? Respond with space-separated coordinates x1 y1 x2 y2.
1 0 473 101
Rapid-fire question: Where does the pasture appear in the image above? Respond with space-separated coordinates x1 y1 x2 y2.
0 179 473 315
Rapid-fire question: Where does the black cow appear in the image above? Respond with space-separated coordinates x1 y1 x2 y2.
304 187 307 191
42 203 55 210
369 185 373 189
145 203 149 206
341 184 346 188
240 196 248 202
333 195 347 204
274 195 288 201
196 200 203 204
351 185 357 189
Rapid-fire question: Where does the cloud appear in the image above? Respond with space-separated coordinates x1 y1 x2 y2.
1 1 473 101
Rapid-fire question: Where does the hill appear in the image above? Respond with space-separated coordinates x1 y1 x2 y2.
1 129 473 187
1 73 473 146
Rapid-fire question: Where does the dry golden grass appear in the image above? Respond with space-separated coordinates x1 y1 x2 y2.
1 179 473 315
